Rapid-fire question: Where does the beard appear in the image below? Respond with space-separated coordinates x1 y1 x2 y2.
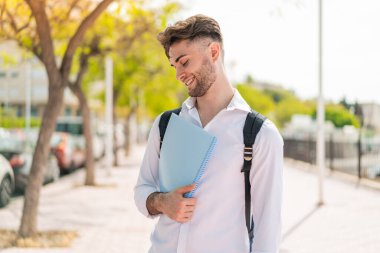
188 58 217 97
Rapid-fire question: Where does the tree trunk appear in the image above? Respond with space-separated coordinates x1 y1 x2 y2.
112 118 119 166
124 115 131 156
112 91 119 167
70 85 95 185
18 0 114 238
19 85 65 237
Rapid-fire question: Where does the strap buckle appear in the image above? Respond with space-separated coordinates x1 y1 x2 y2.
244 146 253 161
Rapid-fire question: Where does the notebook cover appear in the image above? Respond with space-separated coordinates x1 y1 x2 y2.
159 114 217 198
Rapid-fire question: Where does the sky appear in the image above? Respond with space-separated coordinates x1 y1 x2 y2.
164 0 380 104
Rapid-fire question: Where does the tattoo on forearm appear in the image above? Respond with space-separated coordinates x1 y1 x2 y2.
147 192 162 215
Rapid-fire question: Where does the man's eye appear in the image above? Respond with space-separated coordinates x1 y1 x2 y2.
182 60 189 67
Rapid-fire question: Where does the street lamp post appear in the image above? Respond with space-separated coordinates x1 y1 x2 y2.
316 0 325 206
355 103 364 179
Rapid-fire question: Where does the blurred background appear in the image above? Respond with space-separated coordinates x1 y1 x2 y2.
0 0 379 252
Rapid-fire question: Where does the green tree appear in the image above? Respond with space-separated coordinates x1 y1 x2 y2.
263 88 297 104
274 98 314 128
0 0 113 237
338 96 354 112
236 84 275 115
84 1 182 157
312 104 360 128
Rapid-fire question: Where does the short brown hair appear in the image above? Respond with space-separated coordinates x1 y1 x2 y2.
157 14 223 58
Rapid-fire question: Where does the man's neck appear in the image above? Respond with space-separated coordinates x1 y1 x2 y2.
195 76 234 127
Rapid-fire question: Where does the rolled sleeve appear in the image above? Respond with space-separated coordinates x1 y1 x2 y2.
134 116 161 219
250 120 284 253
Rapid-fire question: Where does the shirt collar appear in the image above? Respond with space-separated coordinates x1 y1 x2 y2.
182 89 251 112
183 96 197 110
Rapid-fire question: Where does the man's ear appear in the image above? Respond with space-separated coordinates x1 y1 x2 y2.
209 42 221 62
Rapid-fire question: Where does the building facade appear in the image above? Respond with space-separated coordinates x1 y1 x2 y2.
361 102 380 133
0 42 80 119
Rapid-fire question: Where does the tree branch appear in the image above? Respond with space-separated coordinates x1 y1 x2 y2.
0 1 6 27
31 44 43 62
25 0 59 84
5 8 33 34
6 9 19 33
60 0 114 83
69 35 101 93
117 18 154 53
65 0 81 20
17 14 33 33
1 6 40 59
74 52 90 87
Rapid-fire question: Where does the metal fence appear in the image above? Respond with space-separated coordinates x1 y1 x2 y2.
284 134 380 179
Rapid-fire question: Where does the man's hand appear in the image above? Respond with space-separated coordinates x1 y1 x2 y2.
147 184 197 223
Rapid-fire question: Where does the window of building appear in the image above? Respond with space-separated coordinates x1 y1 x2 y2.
64 107 72 116
31 106 38 117
16 106 23 117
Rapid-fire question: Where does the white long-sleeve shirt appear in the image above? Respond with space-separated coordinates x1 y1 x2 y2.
134 90 283 253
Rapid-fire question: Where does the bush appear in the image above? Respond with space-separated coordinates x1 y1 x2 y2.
0 117 41 129
274 98 314 128
312 104 360 128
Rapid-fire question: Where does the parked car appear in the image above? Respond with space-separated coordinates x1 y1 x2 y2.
51 132 86 174
0 154 14 207
56 116 105 160
0 137 59 192
56 116 83 135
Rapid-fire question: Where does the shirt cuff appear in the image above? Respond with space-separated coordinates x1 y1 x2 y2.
134 186 160 219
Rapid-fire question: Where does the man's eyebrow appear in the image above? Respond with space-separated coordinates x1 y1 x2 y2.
170 54 186 67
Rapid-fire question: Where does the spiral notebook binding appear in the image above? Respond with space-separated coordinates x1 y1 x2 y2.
184 137 217 198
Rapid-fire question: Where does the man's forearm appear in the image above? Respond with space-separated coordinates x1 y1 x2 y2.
147 192 164 215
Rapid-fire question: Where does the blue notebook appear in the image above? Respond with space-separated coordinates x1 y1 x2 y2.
159 114 217 198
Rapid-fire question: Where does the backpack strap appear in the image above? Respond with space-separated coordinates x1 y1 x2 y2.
242 110 266 252
158 107 266 252
158 107 182 149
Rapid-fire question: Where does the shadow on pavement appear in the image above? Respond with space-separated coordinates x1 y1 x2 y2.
282 203 323 242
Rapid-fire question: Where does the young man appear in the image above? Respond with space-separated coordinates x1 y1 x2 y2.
134 14 283 253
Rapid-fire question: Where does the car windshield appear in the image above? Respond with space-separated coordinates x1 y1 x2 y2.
56 122 83 135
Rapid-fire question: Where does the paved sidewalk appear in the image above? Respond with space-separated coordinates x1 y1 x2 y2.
0 144 379 253
0 145 154 253
281 160 380 253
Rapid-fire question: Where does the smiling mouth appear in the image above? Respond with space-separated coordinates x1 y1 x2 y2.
185 77 195 87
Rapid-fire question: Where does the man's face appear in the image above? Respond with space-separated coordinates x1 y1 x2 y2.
168 39 217 97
